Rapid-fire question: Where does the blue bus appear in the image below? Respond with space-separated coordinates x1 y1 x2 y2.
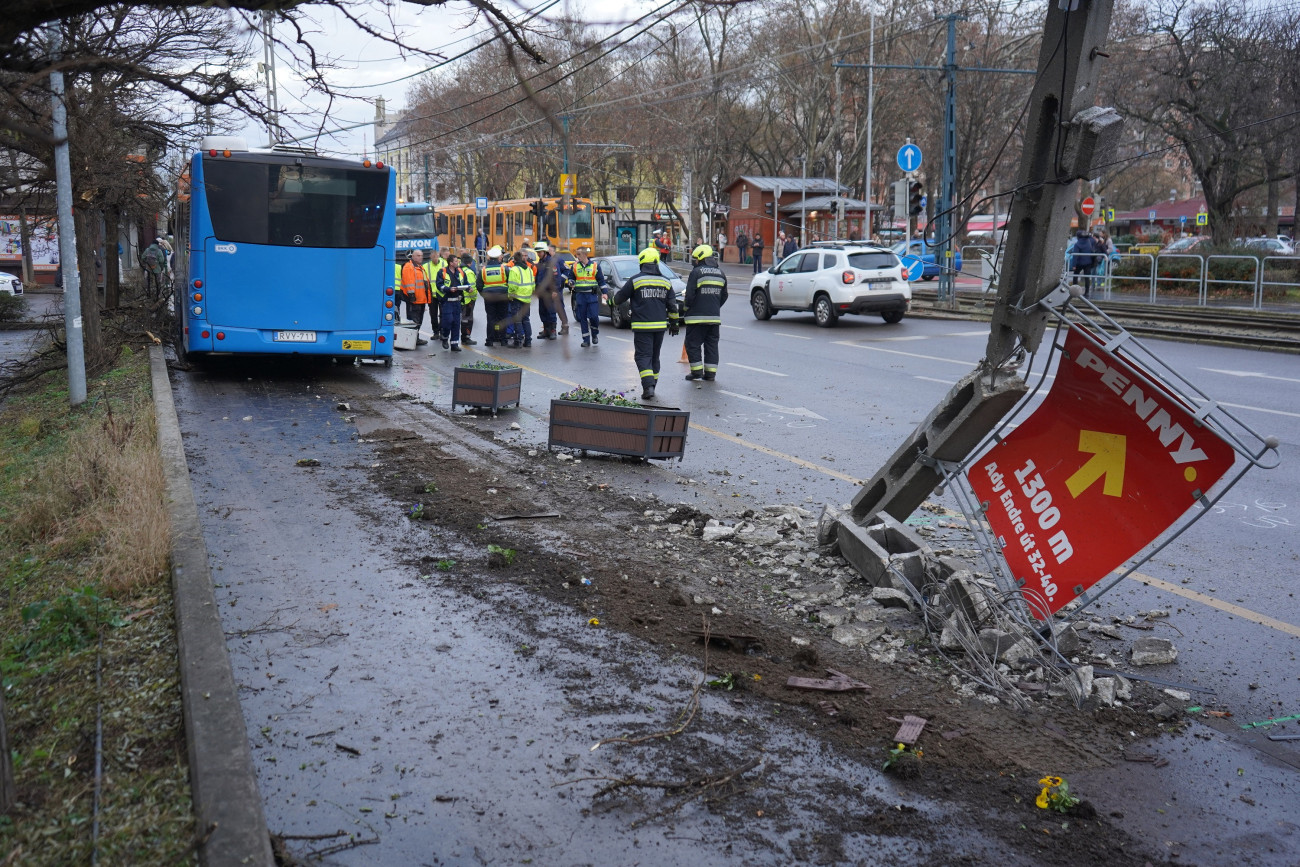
175 137 396 364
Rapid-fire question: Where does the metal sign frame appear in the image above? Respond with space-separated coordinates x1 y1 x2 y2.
936 284 1279 626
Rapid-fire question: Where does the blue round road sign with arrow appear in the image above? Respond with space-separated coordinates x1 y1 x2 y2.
897 144 923 173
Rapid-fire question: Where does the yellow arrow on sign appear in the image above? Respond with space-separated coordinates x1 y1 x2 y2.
1066 430 1127 498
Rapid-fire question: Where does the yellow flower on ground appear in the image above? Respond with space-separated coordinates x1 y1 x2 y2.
587 617 600 626
1036 788 1051 809
1039 775 1062 787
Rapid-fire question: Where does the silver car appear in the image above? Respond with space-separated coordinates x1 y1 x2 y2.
593 255 687 329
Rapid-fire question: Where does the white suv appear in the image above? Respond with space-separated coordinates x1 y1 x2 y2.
0 272 23 296
748 243 910 326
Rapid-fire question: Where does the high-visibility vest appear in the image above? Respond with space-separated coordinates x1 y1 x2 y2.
393 262 402 291
507 264 535 302
572 261 598 293
402 261 430 305
480 263 508 297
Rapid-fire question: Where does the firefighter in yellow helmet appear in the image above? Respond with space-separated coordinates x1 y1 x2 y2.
682 244 727 381
613 246 679 399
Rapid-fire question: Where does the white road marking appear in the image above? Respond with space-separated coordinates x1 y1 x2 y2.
603 335 631 343
722 324 745 330
1208 400 1300 420
726 363 787 376
946 330 990 337
871 335 929 341
771 331 812 340
1201 367 1300 385
914 376 956 384
717 390 827 419
832 341 975 367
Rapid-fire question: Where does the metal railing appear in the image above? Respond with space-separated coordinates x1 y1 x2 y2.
1048 251 1300 311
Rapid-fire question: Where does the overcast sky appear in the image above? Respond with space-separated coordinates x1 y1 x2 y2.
234 0 662 158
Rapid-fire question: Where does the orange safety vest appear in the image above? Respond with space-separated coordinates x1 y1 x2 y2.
402 260 430 305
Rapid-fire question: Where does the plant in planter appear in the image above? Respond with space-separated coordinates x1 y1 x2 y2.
452 360 522 414
548 386 689 461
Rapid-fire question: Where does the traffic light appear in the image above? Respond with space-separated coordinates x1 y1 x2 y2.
893 180 908 219
764 200 774 216
908 182 924 217
531 200 545 218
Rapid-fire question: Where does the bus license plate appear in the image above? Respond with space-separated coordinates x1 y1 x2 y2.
341 340 371 350
275 331 317 342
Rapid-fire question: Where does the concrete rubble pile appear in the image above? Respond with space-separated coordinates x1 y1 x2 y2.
662 500 1175 711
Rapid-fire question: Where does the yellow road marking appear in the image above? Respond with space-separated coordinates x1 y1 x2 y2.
1126 571 1300 639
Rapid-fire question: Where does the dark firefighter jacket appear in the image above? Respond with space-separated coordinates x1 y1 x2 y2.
682 259 727 325
613 263 680 331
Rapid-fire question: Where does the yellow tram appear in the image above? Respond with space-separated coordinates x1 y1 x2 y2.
436 197 595 255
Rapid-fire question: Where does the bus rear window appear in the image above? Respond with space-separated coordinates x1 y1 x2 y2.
203 159 387 248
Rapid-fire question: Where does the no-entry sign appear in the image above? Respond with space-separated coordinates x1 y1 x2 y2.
1080 196 1096 216
967 329 1235 618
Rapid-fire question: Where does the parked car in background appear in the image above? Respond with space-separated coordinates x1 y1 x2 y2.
594 254 687 329
890 239 962 280
748 242 910 326
1242 237 1295 256
0 272 23 296
1158 235 1213 255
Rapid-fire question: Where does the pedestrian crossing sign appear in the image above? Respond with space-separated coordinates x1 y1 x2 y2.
1105 208 1115 221
1195 212 1208 226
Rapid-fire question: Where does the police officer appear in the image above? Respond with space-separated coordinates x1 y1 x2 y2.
682 244 727 381
614 246 679 399
506 251 536 347
479 246 511 346
434 255 476 351
569 246 605 348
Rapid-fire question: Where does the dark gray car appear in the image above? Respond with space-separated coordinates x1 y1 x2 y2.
594 255 687 329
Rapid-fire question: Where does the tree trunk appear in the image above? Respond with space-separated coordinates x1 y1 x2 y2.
74 206 103 365
1265 178 1279 239
1 687 15 814
17 204 33 285
104 207 120 309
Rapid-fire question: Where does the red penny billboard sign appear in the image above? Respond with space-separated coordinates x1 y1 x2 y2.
966 329 1235 618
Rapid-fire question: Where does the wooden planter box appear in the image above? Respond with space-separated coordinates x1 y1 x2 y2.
548 399 690 461
452 366 522 413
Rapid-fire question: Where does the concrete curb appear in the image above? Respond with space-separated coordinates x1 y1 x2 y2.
149 346 274 867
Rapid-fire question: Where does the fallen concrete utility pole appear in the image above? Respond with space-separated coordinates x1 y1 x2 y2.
845 0 1121 537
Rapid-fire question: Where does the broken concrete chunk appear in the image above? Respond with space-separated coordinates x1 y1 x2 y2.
870 587 914 609
1094 677 1117 707
1131 637 1178 666
977 629 1019 659
785 581 844 605
1150 702 1179 722
1073 664 1095 700
831 622 887 648
1053 625 1082 657
1001 638 1041 666
852 602 884 623
816 505 842 546
945 573 992 623
1114 675 1133 701
817 607 853 628
939 617 973 651
700 522 736 543
1162 688 1192 702
1090 622 1124 640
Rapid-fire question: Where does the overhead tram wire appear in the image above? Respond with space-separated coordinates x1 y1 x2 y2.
402 14 948 155
328 0 566 91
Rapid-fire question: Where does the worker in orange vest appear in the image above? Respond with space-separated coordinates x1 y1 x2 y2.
400 249 432 346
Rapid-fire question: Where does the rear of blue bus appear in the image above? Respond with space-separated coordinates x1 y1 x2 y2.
180 145 396 361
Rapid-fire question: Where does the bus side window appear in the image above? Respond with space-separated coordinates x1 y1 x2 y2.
436 214 448 234
496 212 503 234
514 212 522 234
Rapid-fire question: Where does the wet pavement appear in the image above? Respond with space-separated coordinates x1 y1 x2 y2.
172 358 1023 865
166 305 1300 864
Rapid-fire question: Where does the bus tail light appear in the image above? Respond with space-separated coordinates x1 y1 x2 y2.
385 287 393 295
193 292 203 301
193 279 203 289
222 149 231 158
378 335 386 343
376 161 385 170
363 159 372 168
208 149 217 157
384 313 393 321
200 330 210 339
385 300 392 308
216 332 225 340
192 306 203 316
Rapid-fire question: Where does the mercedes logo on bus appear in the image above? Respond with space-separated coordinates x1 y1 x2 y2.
293 235 303 245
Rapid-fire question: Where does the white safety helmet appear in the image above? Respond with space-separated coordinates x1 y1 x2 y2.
487 245 503 259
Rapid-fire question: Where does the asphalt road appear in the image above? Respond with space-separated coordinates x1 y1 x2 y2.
167 282 1299 864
